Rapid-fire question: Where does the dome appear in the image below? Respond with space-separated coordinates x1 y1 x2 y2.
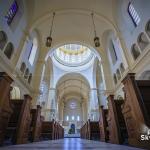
53 44 94 67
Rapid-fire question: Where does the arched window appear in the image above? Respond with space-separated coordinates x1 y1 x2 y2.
116 69 121 80
20 62 26 73
28 73 32 84
66 116 69 121
109 40 118 64
113 74 117 84
120 63 125 74
24 68 29 79
28 38 38 65
0 31 7 50
5 1 18 25
137 32 149 50
131 44 140 60
145 20 150 38
4 42 14 59
72 116 75 121
128 2 140 27
77 116 80 121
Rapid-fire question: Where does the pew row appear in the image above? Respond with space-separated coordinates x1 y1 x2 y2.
121 73 150 149
29 105 42 142
41 120 64 140
107 95 128 144
99 106 109 142
5 95 32 145
0 72 13 146
80 122 88 139
80 120 100 140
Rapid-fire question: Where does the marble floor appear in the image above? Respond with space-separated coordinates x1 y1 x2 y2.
0 138 144 150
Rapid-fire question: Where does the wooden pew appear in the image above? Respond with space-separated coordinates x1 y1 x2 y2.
99 106 109 142
122 73 150 149
41 120 55 140
0 72 13 146
107 95 128 144
29 105 42 142
41 120 64 140
88 120 100 140
80 122 88 139
5 95 32 145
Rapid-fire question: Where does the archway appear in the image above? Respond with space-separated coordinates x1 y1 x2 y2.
56 73 90 135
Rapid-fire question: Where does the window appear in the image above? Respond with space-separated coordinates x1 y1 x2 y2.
109 40 117 64
145 20 150 38
131 44 140 60
128 2 140 27
137 32 149 50
72 116 75 121
0 31 7 50
24 68 29 79
113 74 117 84
77 116 80 121
20 62 26 73
5 1 18 25
54 44 93 66
28 38 37 65
66 116 69 121
116 69 121 80
28 73 32 84
120 63 125 74
4 42 14 59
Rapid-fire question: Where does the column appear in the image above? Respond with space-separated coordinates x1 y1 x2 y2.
47 88 57 121
89 88 99 121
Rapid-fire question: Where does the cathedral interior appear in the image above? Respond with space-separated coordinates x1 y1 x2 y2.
0 0 150 149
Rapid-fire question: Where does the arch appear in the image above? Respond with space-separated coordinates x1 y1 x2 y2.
20 62 26 73
120 63 125 74
0 31 7 50
28 37 38 65
4 42 14 59
56 72 90 88
139 70 150 80
131 44 140 60
108 39 117 64
145 20 150 38
29 9 118 35
116 69 121 80
24 68 29 79
28 73 32 84
137 32 149 51
11 86 21 99
45 41 101 62
56 72 90 101
113 74 117 84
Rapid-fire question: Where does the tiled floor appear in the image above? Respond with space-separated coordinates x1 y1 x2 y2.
0 138 143 150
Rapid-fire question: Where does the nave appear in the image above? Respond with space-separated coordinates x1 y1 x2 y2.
0 0 150 149
0 138 143 150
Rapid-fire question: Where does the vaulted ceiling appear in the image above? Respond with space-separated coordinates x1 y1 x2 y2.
25 0 118 48
56 73 90 102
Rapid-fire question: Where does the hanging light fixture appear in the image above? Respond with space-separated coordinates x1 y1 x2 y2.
46 12 55 47
91 12 100 47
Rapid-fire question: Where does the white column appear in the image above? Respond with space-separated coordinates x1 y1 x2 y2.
46 88 57 120
89 88 99 121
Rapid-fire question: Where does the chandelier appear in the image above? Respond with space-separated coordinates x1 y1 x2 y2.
46 12 55 47
91 12 100 47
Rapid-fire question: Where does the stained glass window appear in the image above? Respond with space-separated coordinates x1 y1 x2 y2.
5 1 18 25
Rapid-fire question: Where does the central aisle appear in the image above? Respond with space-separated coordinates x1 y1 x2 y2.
0 138 143 150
